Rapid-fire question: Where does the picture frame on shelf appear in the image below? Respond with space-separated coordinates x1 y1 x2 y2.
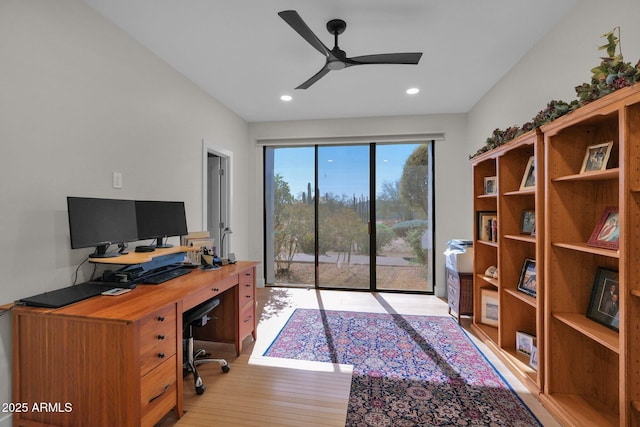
529 346 538 371
579 141 613 173
519 156 535 190
476 211 497 242
520 209 535 234
586 267 620 331
484 176 497 195
516 331 536 356
480 288 499 327
587 207 619 250
516 258 536 297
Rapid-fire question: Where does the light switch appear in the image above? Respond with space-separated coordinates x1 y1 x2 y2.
112 172 123 189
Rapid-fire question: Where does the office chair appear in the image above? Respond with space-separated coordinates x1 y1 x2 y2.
183 298 230 395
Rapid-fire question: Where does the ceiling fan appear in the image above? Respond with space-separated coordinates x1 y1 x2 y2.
278 10 423 89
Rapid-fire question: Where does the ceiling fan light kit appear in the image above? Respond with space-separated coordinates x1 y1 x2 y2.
278 10 422 89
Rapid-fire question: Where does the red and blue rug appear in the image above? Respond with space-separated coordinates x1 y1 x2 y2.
264 309 541 426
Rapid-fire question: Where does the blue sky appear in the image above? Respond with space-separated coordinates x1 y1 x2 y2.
274 144 422 200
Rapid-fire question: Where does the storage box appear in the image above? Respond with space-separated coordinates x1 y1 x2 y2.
447 267 474 323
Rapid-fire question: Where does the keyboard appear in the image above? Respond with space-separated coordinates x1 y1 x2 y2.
19 282 115 308
142 267 192 284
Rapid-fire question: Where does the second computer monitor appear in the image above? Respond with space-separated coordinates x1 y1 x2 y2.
135 200 188 248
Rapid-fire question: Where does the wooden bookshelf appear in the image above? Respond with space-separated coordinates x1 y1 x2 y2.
539 84 640 426
469 83 640 427
470 129 544 396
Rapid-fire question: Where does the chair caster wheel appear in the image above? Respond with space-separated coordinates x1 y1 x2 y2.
196 384 206 395
222 365 230 373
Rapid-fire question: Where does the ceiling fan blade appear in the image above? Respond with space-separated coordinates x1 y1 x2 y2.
296 66 331 90
278 10 330 57
346 52 423 66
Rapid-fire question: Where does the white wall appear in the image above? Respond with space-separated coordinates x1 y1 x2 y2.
3 0 640 425
0 1 250 424
466 0 640 152
248 113 472 297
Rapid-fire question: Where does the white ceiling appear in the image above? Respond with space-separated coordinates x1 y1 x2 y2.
83 0 577 123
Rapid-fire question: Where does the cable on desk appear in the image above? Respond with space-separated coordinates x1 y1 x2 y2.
72 257 90 285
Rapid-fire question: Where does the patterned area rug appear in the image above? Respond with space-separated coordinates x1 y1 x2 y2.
264 309 541 426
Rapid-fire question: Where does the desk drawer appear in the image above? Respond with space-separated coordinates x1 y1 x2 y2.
239 301 255 340
140 304 177 376
141 355 177 427
182 273 238 312
239 268 254 307
239 280 254 307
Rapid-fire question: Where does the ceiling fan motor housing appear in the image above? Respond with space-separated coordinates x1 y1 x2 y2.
326 19 346 35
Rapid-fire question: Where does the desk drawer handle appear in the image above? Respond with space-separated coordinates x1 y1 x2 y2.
157 353 165 359
157 316 165 322
243 315 253 323
245 284 251 287
149 384 171 403
213 288 219 292
245 295 252 299
244 273 252 276
157 334 165 340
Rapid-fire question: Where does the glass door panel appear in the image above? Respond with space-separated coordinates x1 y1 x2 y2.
317 145 370 289
375 144 433 292
267 146 315 287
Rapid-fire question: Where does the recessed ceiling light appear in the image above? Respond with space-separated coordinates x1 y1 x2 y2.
406 88 420 95
280 95 292 102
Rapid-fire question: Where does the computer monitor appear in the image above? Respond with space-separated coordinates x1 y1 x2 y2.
67 197 138 258
135 200 188 248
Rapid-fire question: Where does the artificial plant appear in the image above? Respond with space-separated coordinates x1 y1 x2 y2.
470 27 640 159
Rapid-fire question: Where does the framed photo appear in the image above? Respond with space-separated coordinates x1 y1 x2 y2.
517 258 536 297
580 141 613 173
520 209 535 234
587 207 619 250
480 288 499 327
519 156 535 190
529 346 538 370
586 267 620 331
476 211 497 242
484 176 497 195
516 331 536 356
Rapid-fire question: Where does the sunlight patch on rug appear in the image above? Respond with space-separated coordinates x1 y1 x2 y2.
264 308 541 426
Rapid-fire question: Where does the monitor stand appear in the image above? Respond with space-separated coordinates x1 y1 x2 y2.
153 236 173 249
89 243 121 258
136 237 172 253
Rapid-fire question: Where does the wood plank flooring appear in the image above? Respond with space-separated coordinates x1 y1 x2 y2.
170 354 352 427
158 287 560 426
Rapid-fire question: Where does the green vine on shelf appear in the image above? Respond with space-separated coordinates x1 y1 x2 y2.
470 27 640 159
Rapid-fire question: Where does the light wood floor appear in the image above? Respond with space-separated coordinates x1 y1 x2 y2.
158 287 560 426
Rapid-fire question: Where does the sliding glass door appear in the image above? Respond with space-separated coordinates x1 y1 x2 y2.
264 142 434 293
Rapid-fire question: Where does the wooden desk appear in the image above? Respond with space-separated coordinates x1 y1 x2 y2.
11 261 258 427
